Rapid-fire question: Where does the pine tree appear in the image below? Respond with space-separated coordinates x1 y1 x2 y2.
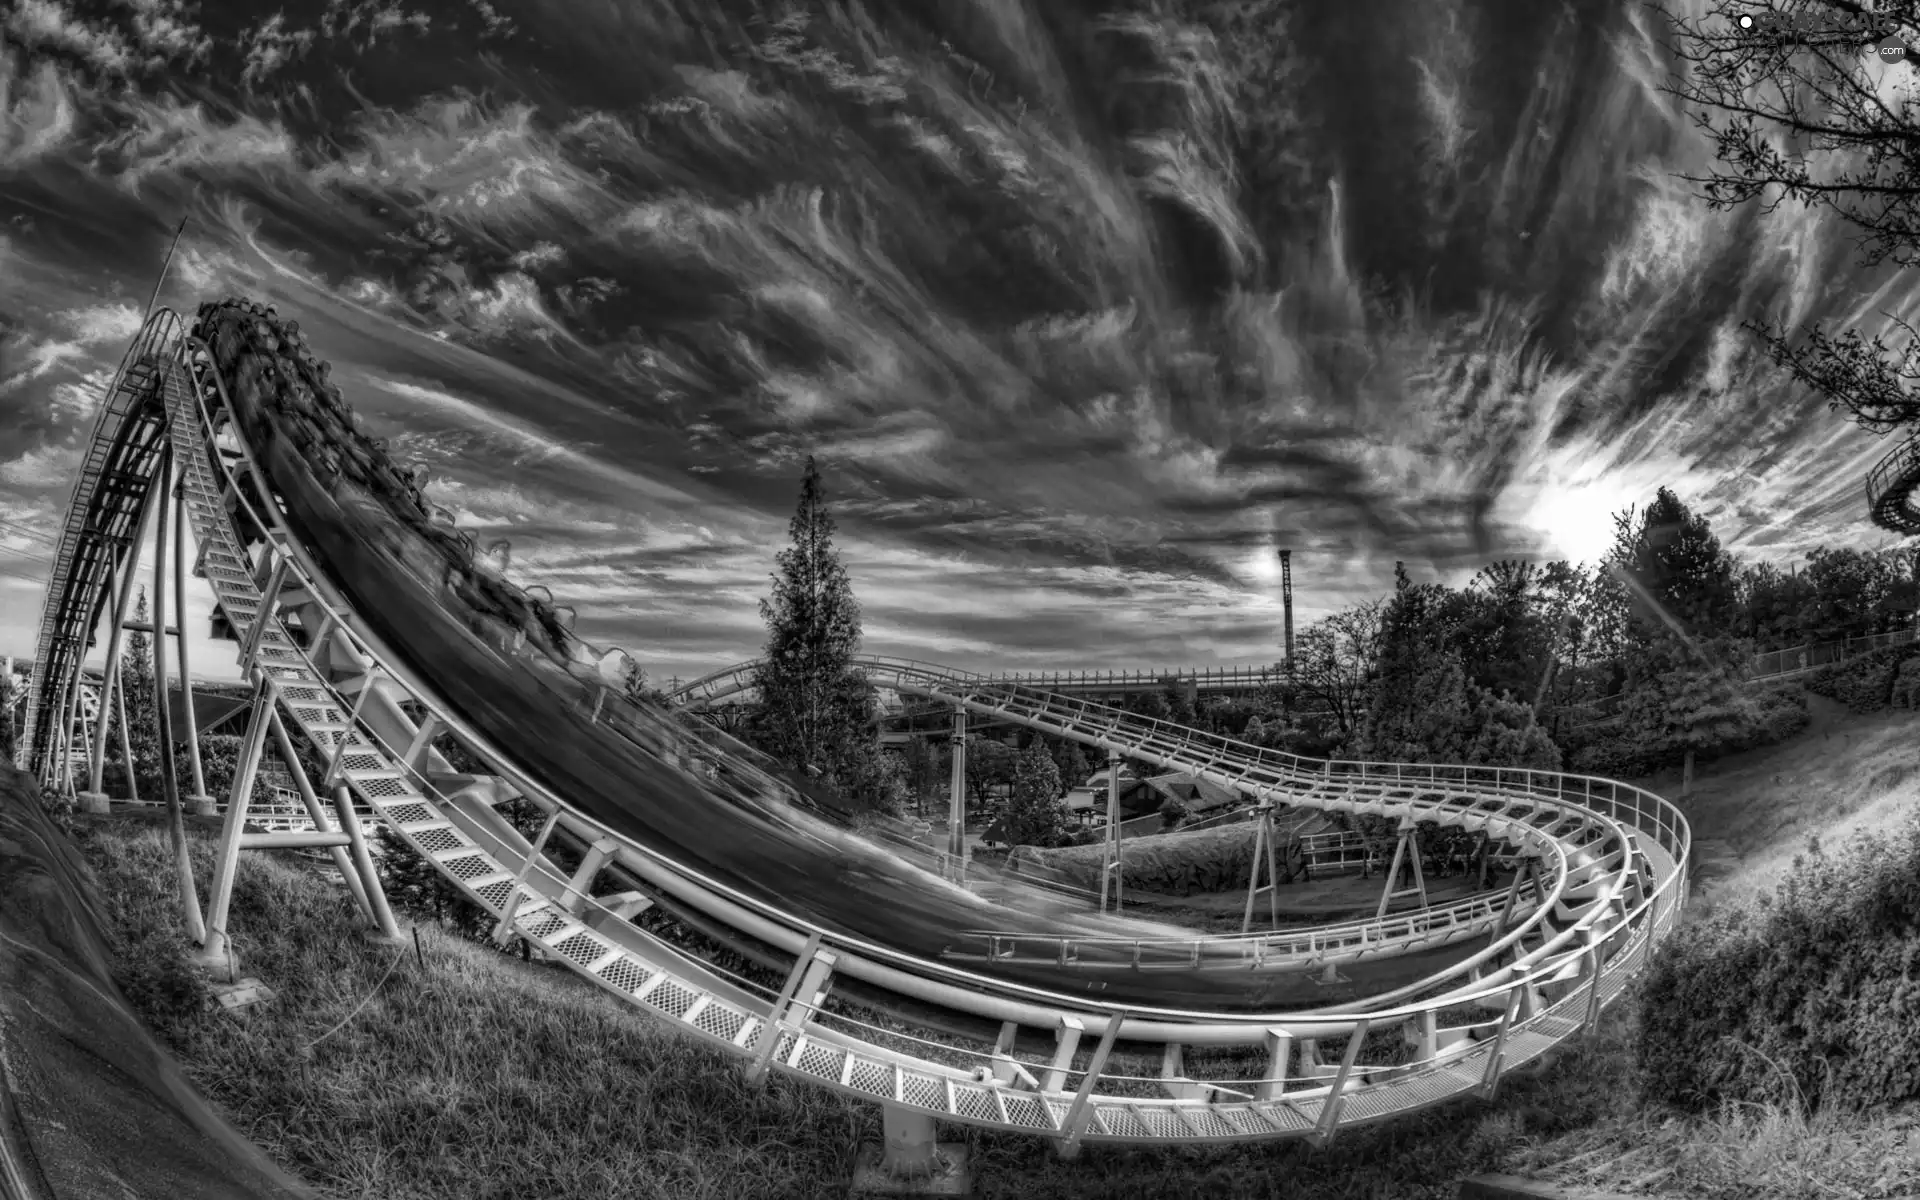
993 741 1070 847
622 658 650 705
1465 688 1562 770
108 589 163 800
750 456 882 805
1062 741 1091 796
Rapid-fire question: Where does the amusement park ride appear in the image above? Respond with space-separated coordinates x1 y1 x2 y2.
13 291 1915 1192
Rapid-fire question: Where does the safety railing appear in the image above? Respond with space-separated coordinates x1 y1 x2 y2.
21 310 184 778
181 313 1677 1029
951 887 1540 971
96 304 1693 1150
1867 429 1920 534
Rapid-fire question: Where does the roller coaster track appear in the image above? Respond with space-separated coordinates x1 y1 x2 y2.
1869 430 1920 535
21 305 1689 1154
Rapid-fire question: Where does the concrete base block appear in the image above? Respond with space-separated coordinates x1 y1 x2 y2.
187 794 218 817
848 1142 974 1198
193 935 238 983
75 790 111 814
207 976 276 1020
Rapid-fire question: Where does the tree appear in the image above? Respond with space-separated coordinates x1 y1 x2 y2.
105 589 162 801
963 737 1017 807
1359 651 1477 764
1058 740 1092 796
1465 689 1562 771
0 665 20 765
1126 689 1172 722
1664 3 1920 433
902 735 941 813
988 741 1072 848
749 456 884 807
1608 488 1739 638
622 658 650 705
1293 602 1381 735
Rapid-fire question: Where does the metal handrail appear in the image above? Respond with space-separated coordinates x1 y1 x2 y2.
178 329 1675 1031
165 301 1689 1036
19 309 1695 1146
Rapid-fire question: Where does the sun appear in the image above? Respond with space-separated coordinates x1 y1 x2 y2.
1526 480 1625 567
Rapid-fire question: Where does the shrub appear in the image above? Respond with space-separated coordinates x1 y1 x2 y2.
1565 686 1808 776
1158 795 1189 830
1637 810 1920 1116
1802 645 1918 714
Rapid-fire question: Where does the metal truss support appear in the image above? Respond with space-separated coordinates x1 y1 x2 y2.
172 471 211 809
1041 1015 1084 1092
1256 1026 1294 1100
113 673 139 804
1493 854 1547 940
80 550 144 812
1056 1013 1124 1160
745 931 836 1088
1374 815 1428 921
144 445 208 948
559 836 621 917
1239 799 1282 935
267 706 399 941
1099 747 1123 914
197 671 276 976
493 808 563 946
1478 965 1536 1102
945 706 967 886
1310 1018 1373 1147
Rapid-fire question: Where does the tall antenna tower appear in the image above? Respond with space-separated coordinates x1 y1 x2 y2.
1279 548 1294 680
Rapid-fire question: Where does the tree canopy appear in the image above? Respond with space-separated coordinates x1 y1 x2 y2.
748 456 889 809
1663 2 1920 433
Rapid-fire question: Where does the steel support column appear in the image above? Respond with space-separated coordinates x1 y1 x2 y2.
173 471 210 808
946 705 967 885
198 671 274 977
151 446 207 944
1100 747 1123 913
82 547 147 810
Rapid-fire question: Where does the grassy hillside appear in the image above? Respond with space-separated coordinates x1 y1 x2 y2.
65 700 1920 1200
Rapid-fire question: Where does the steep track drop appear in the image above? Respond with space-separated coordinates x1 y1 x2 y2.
19 304 1689 1151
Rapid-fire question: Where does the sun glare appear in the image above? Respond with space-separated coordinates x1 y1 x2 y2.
1527 480 1625 567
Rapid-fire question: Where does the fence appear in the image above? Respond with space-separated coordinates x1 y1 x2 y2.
1745 627 1916 680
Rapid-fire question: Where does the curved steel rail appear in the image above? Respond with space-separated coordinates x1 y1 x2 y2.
23 306 1691 1151
175 307 1601 1028
18 312 183 781
1868 430 1920 535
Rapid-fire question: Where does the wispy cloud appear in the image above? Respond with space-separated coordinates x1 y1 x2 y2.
0 0 1909 682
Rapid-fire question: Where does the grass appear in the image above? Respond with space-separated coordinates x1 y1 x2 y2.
66 697 1920 1200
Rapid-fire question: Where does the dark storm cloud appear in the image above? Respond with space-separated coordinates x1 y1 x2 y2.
0 1 1911 680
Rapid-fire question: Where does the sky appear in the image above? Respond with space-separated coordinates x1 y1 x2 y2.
2 0 1917 687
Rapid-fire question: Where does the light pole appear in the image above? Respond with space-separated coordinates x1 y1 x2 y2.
1279 548 1294 683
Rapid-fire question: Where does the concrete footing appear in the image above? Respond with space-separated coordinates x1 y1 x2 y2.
193 932 237 983
75 791 111 814
849 1106 974 1197
187 794 218 817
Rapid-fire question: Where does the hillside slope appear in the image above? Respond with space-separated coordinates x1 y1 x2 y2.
1629 695 1920 907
